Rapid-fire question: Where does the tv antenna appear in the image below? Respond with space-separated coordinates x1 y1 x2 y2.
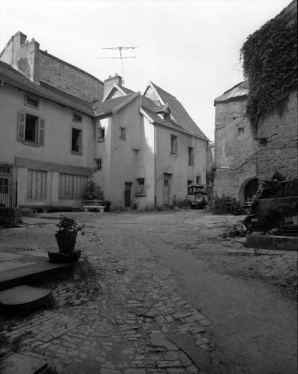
100 46 137 85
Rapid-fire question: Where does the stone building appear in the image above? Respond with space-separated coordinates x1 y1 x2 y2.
0 31 209 210
213 1 297 203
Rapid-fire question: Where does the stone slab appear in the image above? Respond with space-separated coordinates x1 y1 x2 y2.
245 235 298 250
0 260 80 291
0 353 48 374
0 285 51 312
0 285 51 305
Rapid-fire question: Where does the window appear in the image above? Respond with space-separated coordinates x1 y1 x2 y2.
171 135 178 154
27 170 47 199
0 166 11 175
120 127 126 139
59 173 88 200
188 147 194 166
24 95 39 109
238 127 244 136
135 178 146 196
73 113 82 122
95 158 102 170
259 138 268 146
196 176 201 184
71 128 82 154
0 177 9 194
98 127 105 141
17 112 45 145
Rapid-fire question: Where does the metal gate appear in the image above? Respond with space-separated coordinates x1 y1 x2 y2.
0 177 16 208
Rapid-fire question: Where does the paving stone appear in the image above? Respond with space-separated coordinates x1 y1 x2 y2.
100 368 121 374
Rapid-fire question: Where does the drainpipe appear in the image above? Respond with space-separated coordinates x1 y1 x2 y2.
154 123 157 207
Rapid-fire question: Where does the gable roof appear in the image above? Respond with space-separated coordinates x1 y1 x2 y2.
147 82 209 141
0 60 94 116
214 81 249 104
141 107 183 131
93 93 137 117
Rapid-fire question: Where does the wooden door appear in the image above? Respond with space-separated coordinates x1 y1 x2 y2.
163 175 171 206
125 182 132 207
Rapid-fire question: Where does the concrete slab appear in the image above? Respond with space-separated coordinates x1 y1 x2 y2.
245 235 298 250
0 285 51 305
0 260 80 291
0 353 48 374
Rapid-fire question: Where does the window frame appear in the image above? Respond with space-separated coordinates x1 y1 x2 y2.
135 178 146 197
238 127 244 136
171 134 178 155
120 127 126 140
17 112 45 146
71 128 83 155
97 127 105 142
72 113 82 123
188 146 194 166
24 95 39 109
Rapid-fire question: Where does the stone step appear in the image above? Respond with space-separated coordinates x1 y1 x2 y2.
0 260 80 291
0 285 51 313
0 353 55 374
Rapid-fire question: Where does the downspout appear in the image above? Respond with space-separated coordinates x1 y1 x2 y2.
154 123 157 207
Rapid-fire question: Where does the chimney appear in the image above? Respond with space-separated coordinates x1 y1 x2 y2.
0 32 40 84
103 74 123 99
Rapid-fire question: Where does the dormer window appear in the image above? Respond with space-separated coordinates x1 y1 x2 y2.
24 95 39 109
164 112 170 121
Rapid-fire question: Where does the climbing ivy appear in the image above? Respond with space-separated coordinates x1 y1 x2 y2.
240 3 297 131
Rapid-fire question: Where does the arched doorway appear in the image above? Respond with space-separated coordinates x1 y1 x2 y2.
240 177 259 203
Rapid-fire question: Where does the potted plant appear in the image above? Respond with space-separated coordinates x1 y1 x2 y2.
55 217 81 253
82 178 106 211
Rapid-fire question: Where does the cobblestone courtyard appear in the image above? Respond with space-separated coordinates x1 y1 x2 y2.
0 210 297 374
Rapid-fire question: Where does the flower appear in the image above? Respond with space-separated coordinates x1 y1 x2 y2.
55 217 82 236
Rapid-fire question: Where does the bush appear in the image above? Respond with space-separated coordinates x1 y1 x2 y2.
213 195 245 215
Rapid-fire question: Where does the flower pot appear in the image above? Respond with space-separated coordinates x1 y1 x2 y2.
55 232 77 253
48 250 81 263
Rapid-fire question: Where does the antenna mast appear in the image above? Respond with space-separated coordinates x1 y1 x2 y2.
100 46 137 85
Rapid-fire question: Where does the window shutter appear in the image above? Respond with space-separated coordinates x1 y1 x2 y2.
38 119 45 145
18 112 25 141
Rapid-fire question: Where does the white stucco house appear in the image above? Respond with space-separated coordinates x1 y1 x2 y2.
0 31 209 211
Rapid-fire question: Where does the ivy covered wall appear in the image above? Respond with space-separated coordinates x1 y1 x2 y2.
240 0 297 132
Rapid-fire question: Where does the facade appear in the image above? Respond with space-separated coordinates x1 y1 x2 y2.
213 0 297 203
214 84 298 203
0 32 209 210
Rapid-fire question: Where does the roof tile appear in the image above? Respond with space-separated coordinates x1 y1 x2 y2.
150 82 209 141
0 60 94 116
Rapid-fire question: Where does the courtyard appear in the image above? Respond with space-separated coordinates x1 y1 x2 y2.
0 209 297 374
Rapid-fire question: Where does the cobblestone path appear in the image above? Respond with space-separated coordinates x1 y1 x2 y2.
1 214 213 374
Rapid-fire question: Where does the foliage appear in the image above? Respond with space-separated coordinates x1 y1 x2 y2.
258 178 298 199
84 178 104 200
56 216 82 236
213 195 245 215
240 3 297 131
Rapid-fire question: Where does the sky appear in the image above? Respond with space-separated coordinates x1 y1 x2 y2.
0 0 293 141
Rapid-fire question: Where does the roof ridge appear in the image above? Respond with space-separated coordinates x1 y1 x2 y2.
150 82 177 98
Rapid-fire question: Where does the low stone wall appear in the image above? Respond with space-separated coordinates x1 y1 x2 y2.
0 208 22 227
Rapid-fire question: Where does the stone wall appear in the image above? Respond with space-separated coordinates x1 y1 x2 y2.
257 90 298 181
214 98 258 200
213 89 297 201
39 52 104 102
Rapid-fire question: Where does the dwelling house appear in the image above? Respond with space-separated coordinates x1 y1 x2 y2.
213 0 297 203
0 31 209 210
